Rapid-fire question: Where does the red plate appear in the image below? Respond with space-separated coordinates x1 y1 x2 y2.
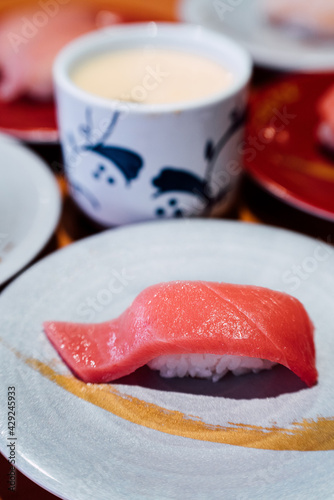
244 73 334 221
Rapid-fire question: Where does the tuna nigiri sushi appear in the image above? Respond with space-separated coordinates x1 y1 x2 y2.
44 281 317 387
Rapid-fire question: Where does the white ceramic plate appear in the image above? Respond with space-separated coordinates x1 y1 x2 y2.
0 134 61 285
0 219 333 500
179 0 334 71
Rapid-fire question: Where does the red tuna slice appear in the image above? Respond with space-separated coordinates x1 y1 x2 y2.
43 281 317 386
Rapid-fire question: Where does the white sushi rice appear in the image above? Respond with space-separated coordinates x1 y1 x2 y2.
147 354 276 382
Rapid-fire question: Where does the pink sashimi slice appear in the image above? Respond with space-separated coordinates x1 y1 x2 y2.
0 4 122 102
43 281 317 386
262 0 334 37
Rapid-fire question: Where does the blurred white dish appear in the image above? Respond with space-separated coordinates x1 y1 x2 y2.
179 0 334 71
0 134 61 285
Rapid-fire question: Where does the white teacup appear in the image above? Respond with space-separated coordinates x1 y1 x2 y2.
54 23 252 226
